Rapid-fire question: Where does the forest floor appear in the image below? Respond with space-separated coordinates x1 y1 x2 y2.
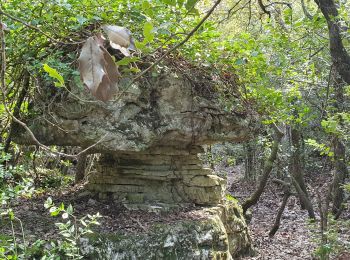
1 165 349 260
227 165 350 260
229 170 316 259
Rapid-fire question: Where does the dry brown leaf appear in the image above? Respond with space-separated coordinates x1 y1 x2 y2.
78 36 119 102
102 46 120 84
95 32 106 46
102 25 131 48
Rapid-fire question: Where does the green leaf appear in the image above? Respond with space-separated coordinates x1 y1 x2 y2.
162 0 177 6
185 0 198 10
143 22 154 43
116 56 139 66
8 209 15 221
142 1 153 16
43 64 65 87
177 0 185 7
76 15 87 25
44 197 53 209
66 204 73 214
135 40 148 52
80 219 87 227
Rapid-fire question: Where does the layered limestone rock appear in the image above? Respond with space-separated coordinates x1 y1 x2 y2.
16 71 253 205
80 201 252 260
88 149 226 205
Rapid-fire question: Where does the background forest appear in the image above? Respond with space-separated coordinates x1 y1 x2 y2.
0 0 349 259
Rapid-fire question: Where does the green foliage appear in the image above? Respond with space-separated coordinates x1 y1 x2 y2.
43 197 101 259
0 1 349 258
321 113 350 139
305 139 334 158
0 199 101 259
0 146 35 205
309 214 350 260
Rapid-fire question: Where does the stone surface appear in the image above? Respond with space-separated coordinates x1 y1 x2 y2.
80 201 252 260
87 151 227 205
16 73 252 152
15 71 254 205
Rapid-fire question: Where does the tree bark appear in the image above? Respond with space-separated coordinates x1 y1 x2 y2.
314 0 350 85
331 137 348 216
291 176 316 219
269 191 290 237
242 124 284 214
75 152 87 183
244 142 256 180
290 126 310 209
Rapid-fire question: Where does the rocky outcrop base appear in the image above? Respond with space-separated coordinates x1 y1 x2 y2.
80 201 252 259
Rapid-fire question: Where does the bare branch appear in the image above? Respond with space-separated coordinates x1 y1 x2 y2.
257 0 271 17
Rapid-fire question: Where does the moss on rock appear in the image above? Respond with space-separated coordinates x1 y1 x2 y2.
80 201 252 259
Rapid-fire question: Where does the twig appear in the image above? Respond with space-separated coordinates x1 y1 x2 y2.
218 0 243 24
265 2 292 9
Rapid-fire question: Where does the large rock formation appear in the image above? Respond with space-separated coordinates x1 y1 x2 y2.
15 66 254 258
18 70 252 205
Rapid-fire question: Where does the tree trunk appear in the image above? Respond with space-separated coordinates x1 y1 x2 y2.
242 124 284 214
314 0 350 85
314 0 349 218
75 152 87 184
290 126 310 209
331 137 348 216
292 176 315 219
269 191 290 237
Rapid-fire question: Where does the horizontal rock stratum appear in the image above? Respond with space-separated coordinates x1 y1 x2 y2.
16 69 254 205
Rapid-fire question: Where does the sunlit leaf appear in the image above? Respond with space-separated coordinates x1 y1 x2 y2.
143 22 154 43
43 64 65 87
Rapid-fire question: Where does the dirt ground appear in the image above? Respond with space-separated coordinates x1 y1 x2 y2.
228 165 350 260
2 168 349 260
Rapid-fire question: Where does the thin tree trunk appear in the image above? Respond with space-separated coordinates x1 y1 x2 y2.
244 142 256 180
314 0 350 85
290 126 310 209
75 152 87 183
331 137 348 216
242 124 284 214
269 191 290 237
291 176 315 219
314 0 349 217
